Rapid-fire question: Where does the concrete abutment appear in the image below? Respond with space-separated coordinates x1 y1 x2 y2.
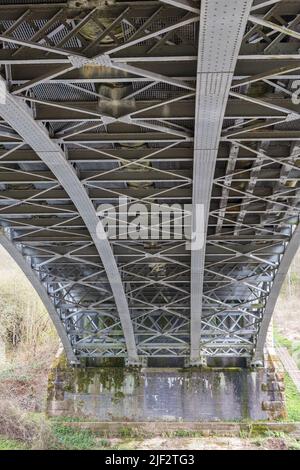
47 352 286 422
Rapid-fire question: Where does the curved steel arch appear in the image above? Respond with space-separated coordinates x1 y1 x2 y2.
0 84 139 364
253 223 300 364
0 230 78 363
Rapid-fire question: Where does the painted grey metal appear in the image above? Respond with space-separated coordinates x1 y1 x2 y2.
0 229 78 364
0 0 299 363
0 82 139 364
253 223 300 363
159 0 200 15
190 0 254 364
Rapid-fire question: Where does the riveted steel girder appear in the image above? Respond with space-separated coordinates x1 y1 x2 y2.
190 0 254 365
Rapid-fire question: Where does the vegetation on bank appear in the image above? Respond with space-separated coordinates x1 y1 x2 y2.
274 330 300 370
0 401 110 450
284 373 300 422
0 437 28 450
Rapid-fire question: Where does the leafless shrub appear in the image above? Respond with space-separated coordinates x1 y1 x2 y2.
0 399 60 449
0 399 37 444
0 246 59 411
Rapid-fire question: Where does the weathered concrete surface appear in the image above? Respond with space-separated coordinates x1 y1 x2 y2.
61 421 300 438
47 355 286 422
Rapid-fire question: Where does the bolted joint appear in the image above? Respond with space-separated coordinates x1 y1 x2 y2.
68 0 115 9
186 355 207 368
126 357 143 367
93 55 112 68
250 359 264 369
68 54 112 69
286 112 300 122
101 115 117 126
70 359 80 367
68 55 90 69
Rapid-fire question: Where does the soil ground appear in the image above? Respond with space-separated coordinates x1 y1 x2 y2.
107 436 292 450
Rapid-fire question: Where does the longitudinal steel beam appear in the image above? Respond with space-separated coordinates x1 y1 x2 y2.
190 0 253 365
0 229 78 364
0 81 139 365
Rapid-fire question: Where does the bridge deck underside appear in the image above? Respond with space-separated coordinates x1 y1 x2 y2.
0 0 299 363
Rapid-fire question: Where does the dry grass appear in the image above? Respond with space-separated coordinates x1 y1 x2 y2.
0 400 36 443
0 246 58 350
0 342 58 411
0 245 59 411
0 399 52 449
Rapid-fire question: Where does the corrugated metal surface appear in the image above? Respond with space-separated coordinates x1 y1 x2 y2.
0 19 80 49
32 82 96 101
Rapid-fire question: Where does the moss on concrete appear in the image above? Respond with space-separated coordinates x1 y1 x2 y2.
75 365 141 393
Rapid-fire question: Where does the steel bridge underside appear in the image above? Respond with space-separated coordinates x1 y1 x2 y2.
0 0 299 366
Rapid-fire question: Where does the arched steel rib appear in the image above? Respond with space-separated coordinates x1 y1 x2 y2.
0 84 139 365
0 230 78 363
252 223 300 364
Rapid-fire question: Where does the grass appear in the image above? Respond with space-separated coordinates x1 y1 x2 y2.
119 426 140 439
0 399 110 450
274 329 300 367
274 329 300 421
0 437 28 450
50 424 99 450
284 373 300 422
49 423 112 450
287 439 300 450
274 329 293 351
2 415 300 450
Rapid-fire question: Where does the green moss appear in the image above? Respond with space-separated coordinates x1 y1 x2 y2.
250 423 269 437
47 353 143 400
97 366 125 391
47 369 55 398
112 390 125 403
241 378 250 420
76 368 95 393
47 353 74 401
51 353 69 370
75 365 141 393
